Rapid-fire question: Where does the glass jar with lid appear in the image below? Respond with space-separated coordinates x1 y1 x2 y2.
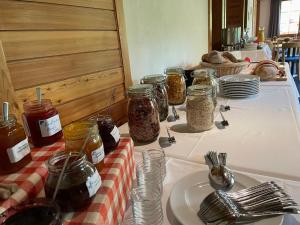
22 99 63 147
45 151 101 211
192 69 218 107
127 84 160 143
165 67 186 105
0 115 32 174
89 115 120 155
141 74 168 121
64 120 105 172
186 85 214 132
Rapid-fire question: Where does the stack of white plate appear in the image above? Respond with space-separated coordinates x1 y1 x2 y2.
219 74 260 98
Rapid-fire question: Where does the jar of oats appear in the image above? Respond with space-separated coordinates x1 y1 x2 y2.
165 67 186 105
192 69 218 107
186 85 214 132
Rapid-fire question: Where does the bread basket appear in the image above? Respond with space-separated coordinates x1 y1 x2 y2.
200 61 249 77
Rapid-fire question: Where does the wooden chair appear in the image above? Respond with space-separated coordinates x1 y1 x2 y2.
282 41 300 78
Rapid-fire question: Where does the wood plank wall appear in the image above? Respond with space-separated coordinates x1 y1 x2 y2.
0 0 132 126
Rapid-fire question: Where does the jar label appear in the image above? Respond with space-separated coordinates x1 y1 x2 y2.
39 115 62 137
7 138 31 163
91 145 105 164
86 170 101 197
22 115 31 137
110 126 120 143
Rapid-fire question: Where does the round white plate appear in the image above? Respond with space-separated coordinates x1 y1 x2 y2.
221 87 260 92
169 171 283 225
220 82 259 87
222 90 259 94
219 74 260 83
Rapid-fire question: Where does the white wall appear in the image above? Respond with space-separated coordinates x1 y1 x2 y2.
123 0 208 83
259 0 271 37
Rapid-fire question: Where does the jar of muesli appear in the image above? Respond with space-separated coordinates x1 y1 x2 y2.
127 84 160 143
165 67 186 105
186 85 214 132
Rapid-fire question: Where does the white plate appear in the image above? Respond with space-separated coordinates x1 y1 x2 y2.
169 171 283 225
219 74 260 83
221 87 260 92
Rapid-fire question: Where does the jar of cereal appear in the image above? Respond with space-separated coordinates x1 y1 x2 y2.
165 67 186 105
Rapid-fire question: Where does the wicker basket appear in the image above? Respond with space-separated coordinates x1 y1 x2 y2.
200 61 249 77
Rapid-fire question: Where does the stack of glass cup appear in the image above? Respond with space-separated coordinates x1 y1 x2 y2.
124 149 166 225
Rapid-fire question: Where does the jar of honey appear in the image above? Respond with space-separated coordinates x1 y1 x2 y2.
22 99 63 147
0 115 32 174
45 151 101 211
64 121 105 172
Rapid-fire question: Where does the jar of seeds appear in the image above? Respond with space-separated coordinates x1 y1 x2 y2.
186 85 214 132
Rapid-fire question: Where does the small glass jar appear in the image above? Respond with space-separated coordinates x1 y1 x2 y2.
186 85 214 132
192 69 218 107
89 115 120 155
165 67 186 105
45 152 101 211
258 27 265 43
22 99 63 147
141 74 169 121
0 115 32 174
127 84 160 143
64 121 105 172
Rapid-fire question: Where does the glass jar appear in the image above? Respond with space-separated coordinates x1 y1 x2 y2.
45 152 101 211
89 115 120 155
192 69 218 107
0 115 32 174
186 85 214 132
127 84 160 143
141 74 169 121
22 99 63 147
258 27 265 43
165 67 186 105
64 121 105 172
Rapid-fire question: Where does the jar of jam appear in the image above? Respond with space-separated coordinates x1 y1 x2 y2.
89 115 120 155
22 99 63 147
141 74 169 121
64 121 105 172
45 151 101 211
165 67 186 105
127 84 160 143
192 69 218 107
0 115 32 174
186 85 214 132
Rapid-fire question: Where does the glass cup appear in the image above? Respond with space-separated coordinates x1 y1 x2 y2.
142 149 166 181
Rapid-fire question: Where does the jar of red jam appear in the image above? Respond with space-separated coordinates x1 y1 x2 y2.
0 115 32 174
64 121 105 172
89 115 120 155
45 151 101 211
22 99 63 147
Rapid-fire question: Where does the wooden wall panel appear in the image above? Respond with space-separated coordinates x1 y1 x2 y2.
9 50 122 90
0 31 120 61
0 0 116 30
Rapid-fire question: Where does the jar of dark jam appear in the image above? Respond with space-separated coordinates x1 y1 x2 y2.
89 115 120 155
141 74 169 121
45 151 101 211
64 121 105 172
127 84 160 143
22 99 63 147
165 67 186 105
0 115 32 174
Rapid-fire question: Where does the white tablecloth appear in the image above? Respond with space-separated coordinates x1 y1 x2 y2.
231 45 272 62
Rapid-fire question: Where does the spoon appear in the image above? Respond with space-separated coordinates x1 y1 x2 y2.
172 106 179 120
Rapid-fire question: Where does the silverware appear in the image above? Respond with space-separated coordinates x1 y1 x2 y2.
172 106 179 120
220 111 229 126
220 105 230 112
166 126 176 143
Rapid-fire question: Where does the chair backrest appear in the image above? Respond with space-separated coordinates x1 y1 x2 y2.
282 41 300 63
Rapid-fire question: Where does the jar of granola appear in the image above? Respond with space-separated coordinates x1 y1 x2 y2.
165 67 186 105
186 85 214 132
141 74 168 121
127 84 160 143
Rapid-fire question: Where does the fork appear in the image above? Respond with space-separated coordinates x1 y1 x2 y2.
172 106 180 120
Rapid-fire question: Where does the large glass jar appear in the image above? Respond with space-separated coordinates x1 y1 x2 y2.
186 85 214 132
0 115 32 174
165 67 186 105
127 84 160 143
64 121 105 172
45 152 101 211
192 69 218 107
22 99 63 147
141 74 168 121
89 115 120 155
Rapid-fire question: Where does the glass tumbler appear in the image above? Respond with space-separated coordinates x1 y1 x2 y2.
142 149 166 181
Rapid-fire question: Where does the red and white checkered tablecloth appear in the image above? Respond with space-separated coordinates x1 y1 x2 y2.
0 137 135 225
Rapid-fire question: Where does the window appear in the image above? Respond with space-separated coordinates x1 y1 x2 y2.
280 0 300 35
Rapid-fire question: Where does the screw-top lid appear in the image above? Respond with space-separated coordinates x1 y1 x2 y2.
187 85 213 96
141 74 166 84
165 67 185 75
127 84 154 98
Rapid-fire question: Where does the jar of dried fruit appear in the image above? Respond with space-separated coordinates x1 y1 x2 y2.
127 84 160 143
141 74 168 122
165 67 186 105
186 85 214 132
